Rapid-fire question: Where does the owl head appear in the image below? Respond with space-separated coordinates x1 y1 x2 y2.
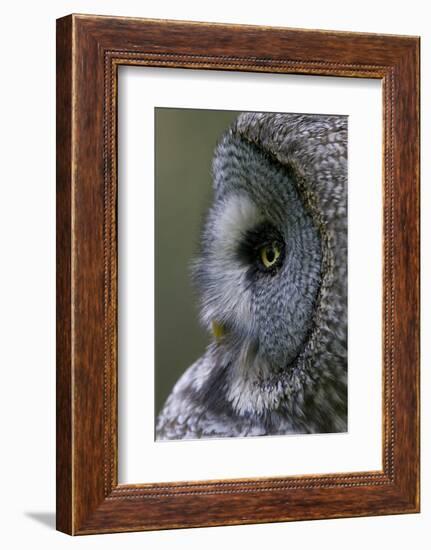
191 112 347 429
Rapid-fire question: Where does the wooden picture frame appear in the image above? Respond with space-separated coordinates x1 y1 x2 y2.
56 14 420 535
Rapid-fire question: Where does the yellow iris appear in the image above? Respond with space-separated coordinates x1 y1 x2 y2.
260 242 281 268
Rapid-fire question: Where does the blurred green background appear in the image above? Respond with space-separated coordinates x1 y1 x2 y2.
155 107 241 416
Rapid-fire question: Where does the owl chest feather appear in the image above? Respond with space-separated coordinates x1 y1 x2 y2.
155 347 340 440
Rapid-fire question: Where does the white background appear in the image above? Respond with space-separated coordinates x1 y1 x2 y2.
0 1 428 548
119 68 382 483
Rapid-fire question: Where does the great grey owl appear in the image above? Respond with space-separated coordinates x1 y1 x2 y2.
156 112 347 439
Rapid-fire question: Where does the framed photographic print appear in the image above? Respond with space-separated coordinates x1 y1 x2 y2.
56 14 420 535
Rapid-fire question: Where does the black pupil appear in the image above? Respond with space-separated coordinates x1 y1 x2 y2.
266 246 275 263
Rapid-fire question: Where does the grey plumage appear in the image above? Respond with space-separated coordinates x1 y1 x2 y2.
156 112 347 440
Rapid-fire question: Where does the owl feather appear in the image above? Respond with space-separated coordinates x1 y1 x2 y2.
156 112 347 439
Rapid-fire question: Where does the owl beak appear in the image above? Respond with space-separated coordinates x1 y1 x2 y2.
211 320 226 341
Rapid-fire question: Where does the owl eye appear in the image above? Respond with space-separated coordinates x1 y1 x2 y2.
237 222 285 273
259 242 281 269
